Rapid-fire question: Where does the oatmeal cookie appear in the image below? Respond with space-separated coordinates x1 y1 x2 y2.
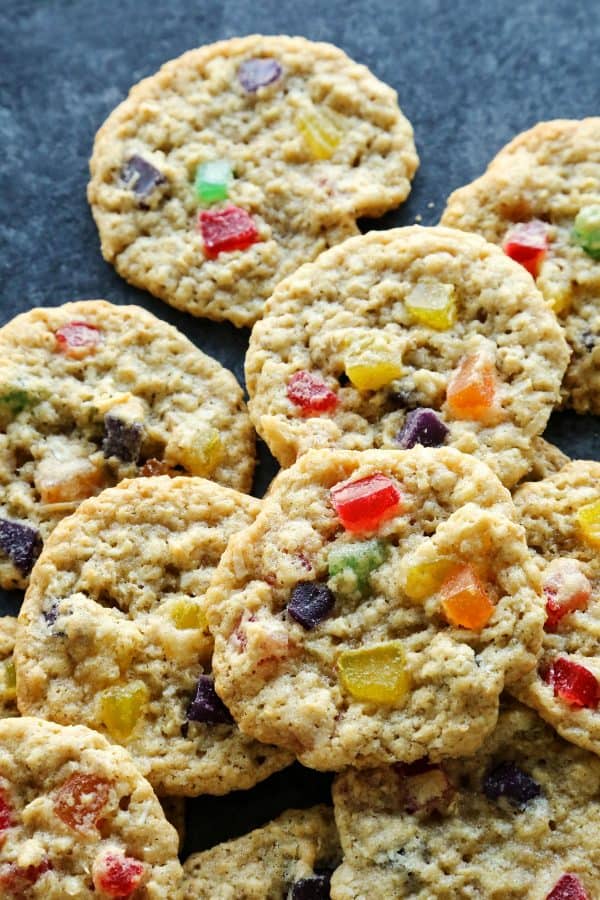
0 618 18 719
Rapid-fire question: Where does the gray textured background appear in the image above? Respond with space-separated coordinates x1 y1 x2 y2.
1 0 599 857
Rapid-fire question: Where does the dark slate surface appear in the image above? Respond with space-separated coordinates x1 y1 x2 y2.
0 0 599 859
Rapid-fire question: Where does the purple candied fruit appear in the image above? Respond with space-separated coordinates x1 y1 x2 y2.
237 57 282 92
42 601 59 627
287 582 335 630
395 408 449 449
102 414 144 464
291 872 333 899
120 154 166 199
483 761 541 808
186 675 234 725
0 519 42 575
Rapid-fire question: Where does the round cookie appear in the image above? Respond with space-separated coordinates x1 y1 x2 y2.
207 447 544 771
0 300 255 589
16 476 293 796
182 805 341 900
441 118 600 414
331 703 600 899
0 618 18 719
511 461 600 757
245 226 569 488
0 716 182 898
88 35 419 326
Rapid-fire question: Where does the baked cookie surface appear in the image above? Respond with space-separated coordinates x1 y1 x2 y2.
16 476 292 796
331 703 600 899
182 805 340 900
245 226 569 488
441 118 600 414
0 716 182 899
517 438 570 484
207 448 544 771
0 300 254 589
511 461 600 756
0 618 18 719
88 35 418 326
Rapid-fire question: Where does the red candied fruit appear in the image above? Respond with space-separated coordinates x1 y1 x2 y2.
0 785 14 836
543 560 592 632
92 851 145 898
0 859 52 894
545 657 600 710
331 473 402 533
53 773 112 832
199 206 259 258
546 873 590 900
55 321 102 358
502 220 549 278
287 371 339 416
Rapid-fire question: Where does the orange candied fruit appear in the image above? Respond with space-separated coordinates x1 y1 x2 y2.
440 563 495 630
445 353 498 421
54 773 112 832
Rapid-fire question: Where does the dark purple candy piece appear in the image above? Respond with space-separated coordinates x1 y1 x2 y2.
287 582 335 630
483 761 541 807
120 154 166 199
102 414 144 463
237 57 282 92
395 408 449 449
0 518 42 575
186 675 234 725
43 601 59 627
581 330 596 351
291 872 332 899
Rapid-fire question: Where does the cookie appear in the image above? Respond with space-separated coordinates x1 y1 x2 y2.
88 35 418 326
519 438 570 484
158 796 186 851
441 118 600 414
16 476 292 796
0 300 254 589
207 447 543 771
245 226 569 488
0 716 182 898
510 461 600 756
182 805 341 900
331 703 600 899
0 618 18 719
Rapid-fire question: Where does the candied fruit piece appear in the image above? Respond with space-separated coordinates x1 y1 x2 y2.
237 57 282 92
545 657 599 709
503 220 549 277
139 458 176 477
331 473 402 533
396 760 455 815
199 206 259 257
543 559 592 631
0 519 42 575
287 582 335 629
55 321 102 358
0 389 33 419
296 107 343 160
576 499 600 547
0 785 14 835
440 564 494 630
1 660 16 700
120 154 166 200
35 455 104 504
92 850 145 898
483 761 541 807
195 160 232 204
403 557 455 602
0 860 52 893
169 599 207 630
103 414 144 464
546 873 591 900
396 408 449 449
571 205 600 260
99 682 150 741
405 281 456 330
291 873 332 899
327 539 387 598
446 353 498 421
186 675 234 725
344 334 403 391
337 640 410 704
287 371 339 415
54 773 111 832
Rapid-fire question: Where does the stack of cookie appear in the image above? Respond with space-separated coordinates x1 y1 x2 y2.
0 33 598 900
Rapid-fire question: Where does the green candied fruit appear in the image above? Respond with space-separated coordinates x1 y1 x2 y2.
572 205 600 260
195 160 233 205
327 539 388 599
0 389 32 417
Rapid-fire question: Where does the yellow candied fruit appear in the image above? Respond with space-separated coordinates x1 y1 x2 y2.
405 282 456 331
179 427 223 477
1 659 16 699
577 500 600 548
169 599 207 630
403 558 455 601
99 681 150 742
344 334 403 391
337 640 410 704
295 108 343 160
